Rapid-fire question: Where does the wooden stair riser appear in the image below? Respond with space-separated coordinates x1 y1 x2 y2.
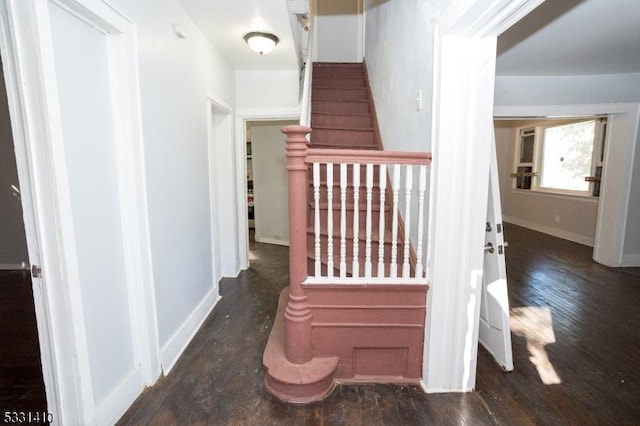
313 88 368 101
306 258 410 279
306 233 409 263
311 113 372 129
310 205 391 231
312 128 375 146
312 100 370 115
313 77 365 89
312 67 364 78
307 186 383 207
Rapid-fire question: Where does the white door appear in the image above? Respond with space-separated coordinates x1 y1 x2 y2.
479 135 514 371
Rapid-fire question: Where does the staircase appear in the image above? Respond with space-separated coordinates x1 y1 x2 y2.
308 62 410 278
311 62 378 150
263 62 430 403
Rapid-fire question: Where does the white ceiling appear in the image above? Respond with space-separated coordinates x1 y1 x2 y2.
177 0 300 70
497 0 640 76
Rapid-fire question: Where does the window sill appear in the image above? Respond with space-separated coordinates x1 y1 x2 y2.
511 188 599 203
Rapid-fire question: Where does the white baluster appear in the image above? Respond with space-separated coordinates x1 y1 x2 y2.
402 165 413 278
326 163 334 278
416 165 427 278
390 165 400 278
377 164 387 278
340 163 347 278
313 163 321 277
365 164 373 279
352 164 360 278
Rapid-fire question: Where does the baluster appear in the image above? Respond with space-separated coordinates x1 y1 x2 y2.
352 164 360 278
416 165 427 278
377 164 387 278
365 164 373 278
326 163 334 277
390 165 400 278
313 162 321 277
340 163 347 278
402 165 413 278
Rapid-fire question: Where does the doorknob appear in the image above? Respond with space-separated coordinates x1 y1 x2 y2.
484 242 494 254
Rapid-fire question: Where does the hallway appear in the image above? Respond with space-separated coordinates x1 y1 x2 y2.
118 226 640 425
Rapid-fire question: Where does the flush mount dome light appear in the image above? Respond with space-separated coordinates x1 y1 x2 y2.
243 31 279 55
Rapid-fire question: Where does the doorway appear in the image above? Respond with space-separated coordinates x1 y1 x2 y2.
0 56 46 412
493 104 640 267
245 120 297 247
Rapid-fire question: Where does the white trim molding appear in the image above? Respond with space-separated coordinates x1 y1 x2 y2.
503 215 595 247
3 0 161 422
235 108 300 271
423 0 544 394
160 286 221 374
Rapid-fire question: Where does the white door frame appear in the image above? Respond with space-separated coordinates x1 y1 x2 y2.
494 102 640 267
423 0 546 393
3 0 159 422
207 93 234 280
234 107 300 270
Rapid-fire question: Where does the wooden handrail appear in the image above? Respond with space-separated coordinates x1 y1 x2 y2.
306 148 432 165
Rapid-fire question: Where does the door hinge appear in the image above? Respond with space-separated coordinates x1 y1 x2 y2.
31 264 42 279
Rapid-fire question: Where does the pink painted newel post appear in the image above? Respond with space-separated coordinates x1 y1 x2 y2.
281 125 313 364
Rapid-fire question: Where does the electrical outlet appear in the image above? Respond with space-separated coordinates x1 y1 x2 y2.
415 90 422 111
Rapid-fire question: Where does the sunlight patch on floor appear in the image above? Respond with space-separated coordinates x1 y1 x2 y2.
510 306 562 385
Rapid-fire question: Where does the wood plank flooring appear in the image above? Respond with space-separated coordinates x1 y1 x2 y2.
0 270 47 412
118 225 640 425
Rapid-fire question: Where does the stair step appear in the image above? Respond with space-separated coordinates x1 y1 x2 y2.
306 251 411 279
313 87 368 101
312 113 372 129
313 62 364 78
309 142 379 150
312 99 369 114
312 128 376 147
313 77 365 89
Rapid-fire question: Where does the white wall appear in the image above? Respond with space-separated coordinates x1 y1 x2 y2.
236 70 299 110
315 0 362 62
250 121 295 245
363 0 435 263
494 126 599 246
0 63 28 268
494 72 640 263
109 0 235 359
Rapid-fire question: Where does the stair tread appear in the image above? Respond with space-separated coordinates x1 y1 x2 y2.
313 99 369 103
310 201 390 211
313 86 367 90
313 126 375 132
312 111 371 117
306 225 401 243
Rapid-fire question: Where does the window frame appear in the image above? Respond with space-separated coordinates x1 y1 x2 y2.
511 117 607 198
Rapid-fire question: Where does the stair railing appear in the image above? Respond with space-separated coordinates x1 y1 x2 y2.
299 16 315 128
283 125 431 287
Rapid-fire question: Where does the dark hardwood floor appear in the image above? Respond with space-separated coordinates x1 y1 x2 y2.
0 270 47 412
118 225 640 425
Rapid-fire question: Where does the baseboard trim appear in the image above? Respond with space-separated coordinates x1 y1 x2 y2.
96 367 145 426
622 254 640 267
0 263 29 270
503 215 594 247
160 285 221 374
255 236 289 246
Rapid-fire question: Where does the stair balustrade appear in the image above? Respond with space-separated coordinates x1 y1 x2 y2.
283 126 431 286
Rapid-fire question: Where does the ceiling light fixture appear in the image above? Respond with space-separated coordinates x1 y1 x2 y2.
243 31 279 55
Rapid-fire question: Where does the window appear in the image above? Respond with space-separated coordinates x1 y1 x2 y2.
512 118 607 197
